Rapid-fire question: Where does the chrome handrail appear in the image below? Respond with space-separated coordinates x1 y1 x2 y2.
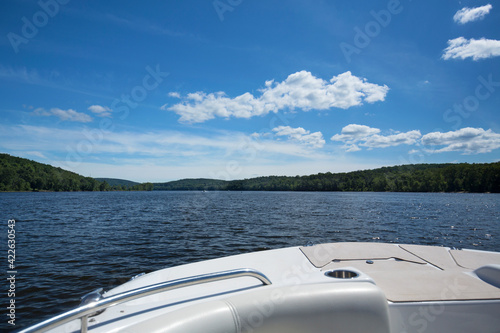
19 268 272 333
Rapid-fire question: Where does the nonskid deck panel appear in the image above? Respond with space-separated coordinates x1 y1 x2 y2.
300 242 500 302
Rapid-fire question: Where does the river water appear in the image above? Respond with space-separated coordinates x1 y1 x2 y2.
1 191 499 330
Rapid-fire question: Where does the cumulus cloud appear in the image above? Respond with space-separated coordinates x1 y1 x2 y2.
1 124 329 175
421 127 500 154
442 37 500 60
88 105 112 117
362 131 422 149
162 71 389 123
453 4 492 24
331 124 380 141
33 107 92 123
272 126 325 148
331 124 421 152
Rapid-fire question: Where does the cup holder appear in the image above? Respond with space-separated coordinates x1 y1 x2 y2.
325 270 359 279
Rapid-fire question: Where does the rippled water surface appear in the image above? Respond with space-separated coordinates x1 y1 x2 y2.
1 191 499 330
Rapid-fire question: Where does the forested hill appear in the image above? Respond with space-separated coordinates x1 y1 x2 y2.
2 153 499 193
153 178 227 191
94 178 140 188
0 154 153 192
154 162 500 193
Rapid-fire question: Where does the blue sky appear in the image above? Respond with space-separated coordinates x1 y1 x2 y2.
1 0 499 182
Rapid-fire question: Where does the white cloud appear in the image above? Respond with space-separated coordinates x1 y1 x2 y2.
442 37 500 61
421 127 500 154
332 125 500 154
168 92 181 98
453 4 492 24
1 124 351 181
331 124 421 152
272 126 325 148
361 131 422 149
331 124 380 141
52 158 383 183
163 71 389 123
0 124 326 167
88 105 112 117
33 107 92 123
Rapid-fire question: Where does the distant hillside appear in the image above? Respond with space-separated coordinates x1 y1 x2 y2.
153 163 500 193
153 178 227 191
0 153 104 192
2 153 498 193
0 154 153 192
94 178 140 188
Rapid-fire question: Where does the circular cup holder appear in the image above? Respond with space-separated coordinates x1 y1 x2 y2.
325 270 359 279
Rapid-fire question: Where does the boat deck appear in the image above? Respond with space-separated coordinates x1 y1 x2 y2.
300 242 500 302
22 242 500 333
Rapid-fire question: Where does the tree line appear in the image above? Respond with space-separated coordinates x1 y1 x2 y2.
154 163 500 193
0 154 153 192
2 153 498 193
153 178 227 191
